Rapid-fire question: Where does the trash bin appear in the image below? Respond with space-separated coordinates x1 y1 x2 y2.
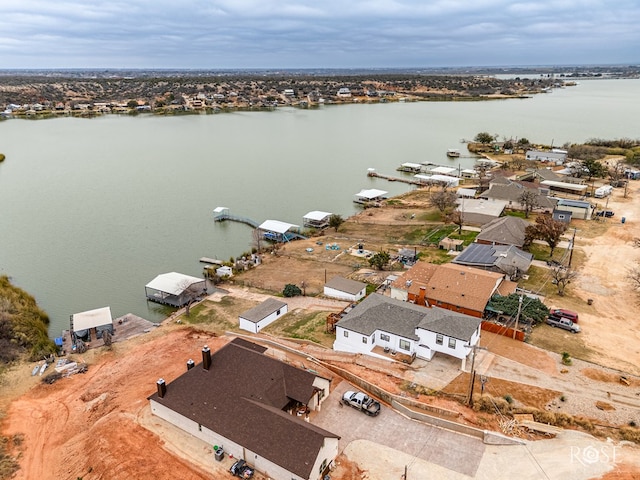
622 217 626 224
215 448 224 462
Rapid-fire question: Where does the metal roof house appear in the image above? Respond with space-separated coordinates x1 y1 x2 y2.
149 338 338 480
145 272 207 307
239 298 289 333
332 294 482 370
456 198 508 226
555 198 594 220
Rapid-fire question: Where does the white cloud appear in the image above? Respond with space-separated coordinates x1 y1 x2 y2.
0 0 637 68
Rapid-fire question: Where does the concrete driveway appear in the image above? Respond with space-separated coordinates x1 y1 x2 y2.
313 379 486 478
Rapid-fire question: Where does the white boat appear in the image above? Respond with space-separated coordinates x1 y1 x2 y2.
31 365 40 376
447 149 461 158
39 363 48 376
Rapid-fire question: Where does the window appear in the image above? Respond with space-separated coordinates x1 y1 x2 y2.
399 339 410 351
436 334 443 345
344 330 349 337
448 338 456 349
362 337 367 344
319 459 328 474
380 333 390 342
276 309 281 315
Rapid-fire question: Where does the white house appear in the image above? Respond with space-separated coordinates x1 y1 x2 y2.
216 265 233 277
525 149 567 163
323 277 367 302
149 339 338 480
239 298 288 333
332 294 482 370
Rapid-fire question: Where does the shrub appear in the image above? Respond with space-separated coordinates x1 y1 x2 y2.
561 352 572 366
619 427 640 444
283 284 302 297
503 394 514 404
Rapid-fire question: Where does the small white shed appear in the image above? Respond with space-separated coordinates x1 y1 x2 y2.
324 277 367 302
216 266 233 277
239 298 288 333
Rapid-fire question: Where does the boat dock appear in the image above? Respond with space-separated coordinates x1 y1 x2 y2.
200 257 224 265
367 170 424 185
213 208 259 228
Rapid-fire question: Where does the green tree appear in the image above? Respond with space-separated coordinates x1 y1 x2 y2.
579 158 607 180
127 99 138 109
0 153 5 162
474 132 495 144
487 293 549 324
283 284 302 297
368 251 390 270
328 214 344 232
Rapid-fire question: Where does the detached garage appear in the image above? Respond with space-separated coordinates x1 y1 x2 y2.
324 277 367 302
239 298 288 333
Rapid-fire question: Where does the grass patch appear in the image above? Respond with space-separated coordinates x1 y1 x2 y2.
422 224 456 245
518 266 557 296
504 210 527 219
262 310 336 348
526 243 567 262
180 297 254 333
447 229 479 245
528 323 596 362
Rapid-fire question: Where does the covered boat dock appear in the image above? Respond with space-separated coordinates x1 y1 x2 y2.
353 188 388 206
258 219 307 242
145 272 207 307
303 211 333 229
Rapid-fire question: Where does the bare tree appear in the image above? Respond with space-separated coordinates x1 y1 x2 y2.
179 279 206 316
551 266 577 296
628 263 640 291
428 190 458 220
447 210 464 234
608 159 626 185
518 190 539 218
525 214 568 257
474 163 492 192
252 228 264 253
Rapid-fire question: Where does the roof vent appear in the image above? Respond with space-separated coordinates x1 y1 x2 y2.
202 345 211 370
187 359 195 370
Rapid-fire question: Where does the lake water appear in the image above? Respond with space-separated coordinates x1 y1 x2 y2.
1 78 638 336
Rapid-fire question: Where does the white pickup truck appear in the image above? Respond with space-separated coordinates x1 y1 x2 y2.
342 390 381 416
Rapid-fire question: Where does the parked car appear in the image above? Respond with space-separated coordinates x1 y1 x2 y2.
546 315 581 333
230 459 254 479
342 390 381 416
551 308 579 323
595 210 615 218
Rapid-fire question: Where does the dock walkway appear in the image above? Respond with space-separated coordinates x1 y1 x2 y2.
213 211 259 228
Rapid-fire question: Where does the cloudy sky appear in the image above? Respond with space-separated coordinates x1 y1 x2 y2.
1 0 638 69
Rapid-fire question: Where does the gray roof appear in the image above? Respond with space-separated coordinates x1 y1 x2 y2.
480 182 556 209
337 293 481 342
476 216 529 247
453 243 532 273
418 307 483 341
325 276 366 295
240 298 288 323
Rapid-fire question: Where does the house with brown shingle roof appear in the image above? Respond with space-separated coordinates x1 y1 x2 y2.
475 216 530 248
390 262 517 318
148 338 339 480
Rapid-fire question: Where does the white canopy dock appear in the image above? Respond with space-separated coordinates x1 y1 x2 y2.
353 189 388 205
70 306 113 342
145 272 206 307
258 219 305 242
414 174 460 187
303 211 333 229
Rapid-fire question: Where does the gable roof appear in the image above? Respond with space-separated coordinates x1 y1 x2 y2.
240 298 288 323
453 243 533 273
325 276 366 295
149 338 338 479
337 294 481 342
475 216 530 247
480 182 556 209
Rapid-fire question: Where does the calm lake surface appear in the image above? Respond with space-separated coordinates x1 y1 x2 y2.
1 78 638 336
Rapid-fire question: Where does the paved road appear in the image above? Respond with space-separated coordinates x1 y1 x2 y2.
313 379 486 477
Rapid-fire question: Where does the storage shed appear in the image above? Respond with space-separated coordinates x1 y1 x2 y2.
324 277 367 302
239 298 288 333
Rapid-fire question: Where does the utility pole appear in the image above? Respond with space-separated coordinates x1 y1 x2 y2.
513 294 523 340
466 344 487 406
568 228 577 268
